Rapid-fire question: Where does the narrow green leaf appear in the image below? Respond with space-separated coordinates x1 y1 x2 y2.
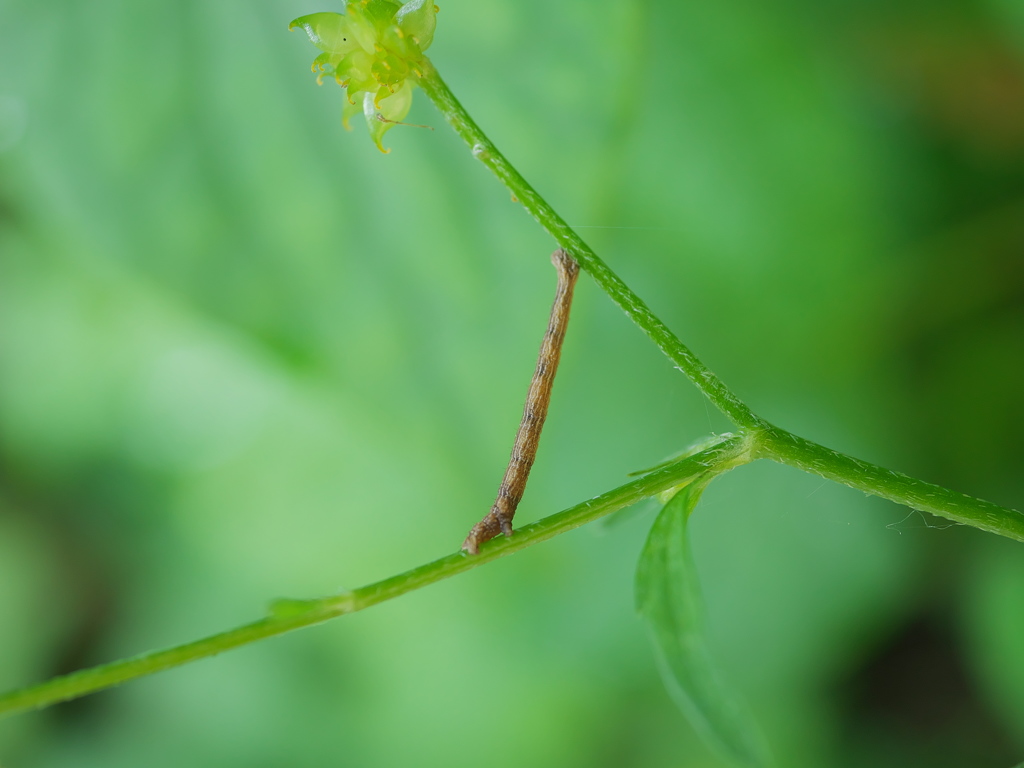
636 482 772 768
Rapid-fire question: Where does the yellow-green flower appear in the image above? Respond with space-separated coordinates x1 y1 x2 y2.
290 0 438 153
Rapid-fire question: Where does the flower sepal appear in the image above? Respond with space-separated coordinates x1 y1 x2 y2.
290 0 439 152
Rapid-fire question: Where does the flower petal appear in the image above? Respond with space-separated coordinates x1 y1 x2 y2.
289 13 358 55
343 4 381 54
362 0 404 27
396 0 437 51
364 80 413 153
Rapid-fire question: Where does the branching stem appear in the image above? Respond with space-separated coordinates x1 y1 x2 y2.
415 58 1024 542
1 54 1021 725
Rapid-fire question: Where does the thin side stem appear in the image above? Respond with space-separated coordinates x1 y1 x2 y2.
0 435 754 721
416 60 762 431
756 425 1024 543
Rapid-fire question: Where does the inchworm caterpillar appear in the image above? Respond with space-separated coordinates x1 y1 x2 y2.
462 249 580 554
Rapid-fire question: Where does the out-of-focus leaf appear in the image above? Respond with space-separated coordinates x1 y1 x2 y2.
636 481 772 768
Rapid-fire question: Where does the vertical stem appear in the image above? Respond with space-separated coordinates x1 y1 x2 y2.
416 60 763 430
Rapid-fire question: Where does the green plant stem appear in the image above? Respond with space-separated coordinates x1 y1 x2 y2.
416 60 762 431
756 426 1024 543
0 436 752 721
5 50 1022 726
417 59 1024 542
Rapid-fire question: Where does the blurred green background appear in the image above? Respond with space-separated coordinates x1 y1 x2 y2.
1 0 1023 765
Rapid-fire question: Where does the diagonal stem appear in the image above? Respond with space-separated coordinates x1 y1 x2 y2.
416 60 763 431
0 436 753 721
756 426 1024 543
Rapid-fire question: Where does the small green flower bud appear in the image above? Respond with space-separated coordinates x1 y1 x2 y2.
290 0 438 153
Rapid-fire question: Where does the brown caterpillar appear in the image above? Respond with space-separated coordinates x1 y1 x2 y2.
463 249 579 555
